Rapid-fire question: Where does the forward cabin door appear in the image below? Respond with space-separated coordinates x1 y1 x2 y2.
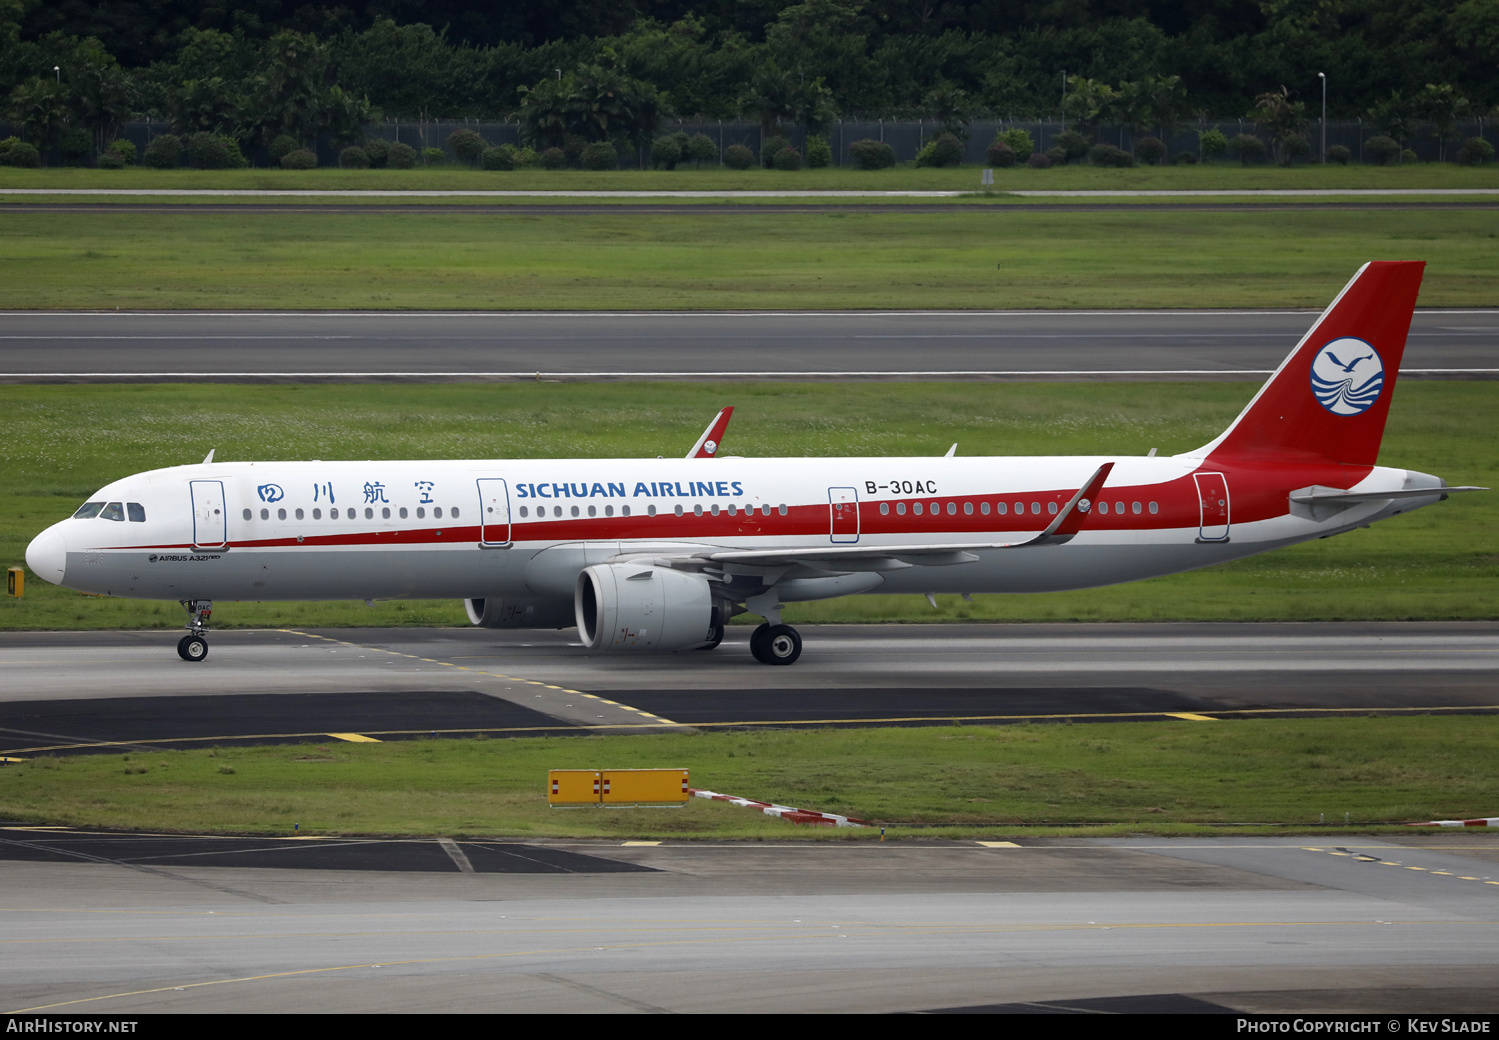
477 479 512 547
189 480 227 549
829 487 860 543
1194 472 1230 542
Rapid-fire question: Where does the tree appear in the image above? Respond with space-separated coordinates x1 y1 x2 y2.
6 77 68 153
248 30 331 147
1368 92 1417 152
1416 84 1471 161
518 77 571 149
922 82 970 141
1251 86 1309 164
167 78 239 136
1060 78 1118 140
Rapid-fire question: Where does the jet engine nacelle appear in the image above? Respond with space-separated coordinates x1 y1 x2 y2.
464 596 574 629
575 563 719 652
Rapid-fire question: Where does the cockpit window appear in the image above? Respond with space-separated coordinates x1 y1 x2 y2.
73 502 105 519
127 503 146 522
99 502 125 522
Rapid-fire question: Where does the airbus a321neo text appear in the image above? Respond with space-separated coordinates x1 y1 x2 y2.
25 262 1481 665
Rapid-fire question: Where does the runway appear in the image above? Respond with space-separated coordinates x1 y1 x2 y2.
1 624 1495 755
1 309 1496 381
1 832 1496 1013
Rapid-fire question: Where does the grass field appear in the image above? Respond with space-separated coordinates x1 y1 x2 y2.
2 718 1492 838
2 381 1494 630
2 163 1497 196
1 207 1497 310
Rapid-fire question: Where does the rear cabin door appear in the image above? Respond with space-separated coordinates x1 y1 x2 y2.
477 479 512 547
1194 472 1230 542
189 480 227 549
829 487 860 543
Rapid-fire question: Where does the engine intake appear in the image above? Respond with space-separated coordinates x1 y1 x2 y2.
575 563 719 652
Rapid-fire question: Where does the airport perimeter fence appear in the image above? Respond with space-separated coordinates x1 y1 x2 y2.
3 117 1495 168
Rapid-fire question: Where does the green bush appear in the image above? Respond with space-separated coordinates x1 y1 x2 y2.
339 145 369 169
686 133 718 167
1228 133 1266 165
107 139 137 165
562 135 587 168
190 132 246 169
772 145 801 170
1363 135 1400 164
849 138 896 170
723 143 755 170
761 134 789 168
1134 136 1166 165
448 128 486 166
480 144 515 171
269 135 300 164
579 141 617 170
60 127 92 166
1280 133 1310 166
0 137 40 167
1198 129 1228 163
143 134 182 169
984 140 1016 167
540 147 565 169
915 132 963 167
280 148 318 169
387 142 416 169
1053 130 1089 163
804 135 831 168
1045 144 1067 166
364 138 390 168
651 135 682 169
1172 151 1197 164
1457 137 1495 166
514 146 541 169
1326 144 1352 165
1401 148 1417 164
97 150 127 169
1088 142 1133 167
998 128 1033 162
1027 151 1051 168
421 146 445 165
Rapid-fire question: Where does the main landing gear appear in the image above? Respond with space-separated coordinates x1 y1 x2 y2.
750 623 802 665
177 599 212 662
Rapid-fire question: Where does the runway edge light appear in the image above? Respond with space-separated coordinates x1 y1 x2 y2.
7 567 21 597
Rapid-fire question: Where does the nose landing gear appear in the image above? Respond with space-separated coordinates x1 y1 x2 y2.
177 599 213 662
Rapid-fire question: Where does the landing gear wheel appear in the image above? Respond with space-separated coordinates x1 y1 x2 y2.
696 625 725 651
177 635 208 662
750 623 801 665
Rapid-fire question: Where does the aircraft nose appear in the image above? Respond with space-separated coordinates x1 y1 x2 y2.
25 525 67 586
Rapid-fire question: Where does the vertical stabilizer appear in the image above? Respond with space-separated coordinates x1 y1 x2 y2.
1190 261 1425 466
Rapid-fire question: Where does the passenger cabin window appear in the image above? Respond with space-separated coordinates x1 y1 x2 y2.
101 502 125 522
241 508 252 521
73 502 105 519
127 503 146 522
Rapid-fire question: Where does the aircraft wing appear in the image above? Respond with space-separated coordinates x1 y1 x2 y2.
686 407 734 458
634 463 1115 571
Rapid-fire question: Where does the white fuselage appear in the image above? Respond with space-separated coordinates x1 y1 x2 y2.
28 453 1437 608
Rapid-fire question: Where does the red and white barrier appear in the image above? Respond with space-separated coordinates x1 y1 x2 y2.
1410 817 1499 828
691 788 870 828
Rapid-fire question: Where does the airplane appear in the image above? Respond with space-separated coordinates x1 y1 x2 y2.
24 262 1483 666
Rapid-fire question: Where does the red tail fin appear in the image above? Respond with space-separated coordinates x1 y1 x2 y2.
1194 262 1425 466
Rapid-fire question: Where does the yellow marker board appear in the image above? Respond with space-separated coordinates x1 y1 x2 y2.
6 568 21 597
548 769 688 806
549 769 602 805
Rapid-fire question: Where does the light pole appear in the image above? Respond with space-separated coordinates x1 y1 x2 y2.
1318 72 1326 162
53 66 59 82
